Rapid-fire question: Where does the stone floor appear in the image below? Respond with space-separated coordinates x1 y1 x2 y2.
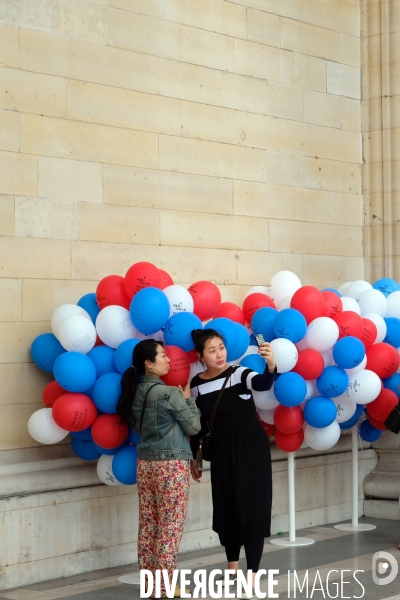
2 517 400 599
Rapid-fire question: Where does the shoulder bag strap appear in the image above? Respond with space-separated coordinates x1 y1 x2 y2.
208 366 233 433
139 383 161 434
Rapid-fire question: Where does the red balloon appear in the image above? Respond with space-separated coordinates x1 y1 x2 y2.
274 428 304 452
188 281 221 321
91 414 129 449
43 380 67 408
333 311 364 339
52 393 97 432
161 345 191 387
96 274 130 310
366 342 400 379
242 293 275 325
290 286 325 324
124 262 162 299
367 387 398 421
322 291 343 319
214 302 245 325
94 335 105 347
367 415 387 431
159 269 174 289
292 349 324 380
274 405 304 434
361 318 377 350
186 349 199 364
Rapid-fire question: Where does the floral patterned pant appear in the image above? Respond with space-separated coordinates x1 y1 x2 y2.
137 459 191 598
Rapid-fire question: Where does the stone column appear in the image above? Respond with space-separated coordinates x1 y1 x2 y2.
363 431 400 519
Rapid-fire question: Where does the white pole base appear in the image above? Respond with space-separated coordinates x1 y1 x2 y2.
334 523 376 532
118 573 141 584
270 536 315 547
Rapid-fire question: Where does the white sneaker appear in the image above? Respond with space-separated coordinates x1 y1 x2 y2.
236 590 255 599
217 573 237 587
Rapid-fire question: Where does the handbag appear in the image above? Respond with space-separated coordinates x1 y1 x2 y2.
196 367 232 465
384 400 400 434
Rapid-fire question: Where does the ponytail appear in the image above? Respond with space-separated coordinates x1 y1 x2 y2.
116 339 163 423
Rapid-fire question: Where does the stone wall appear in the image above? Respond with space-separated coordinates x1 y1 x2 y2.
0 0 366 589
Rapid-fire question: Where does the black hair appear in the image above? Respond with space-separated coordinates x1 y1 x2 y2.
116 339 164 423
191 328 226 356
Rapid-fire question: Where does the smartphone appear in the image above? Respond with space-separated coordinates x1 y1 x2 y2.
255 333 266 347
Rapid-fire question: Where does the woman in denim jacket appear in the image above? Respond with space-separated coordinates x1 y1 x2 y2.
117 339 200 598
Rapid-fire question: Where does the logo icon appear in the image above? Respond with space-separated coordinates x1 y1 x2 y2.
372 551 398 586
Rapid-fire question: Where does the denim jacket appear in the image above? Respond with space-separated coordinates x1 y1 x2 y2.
131 375 201 461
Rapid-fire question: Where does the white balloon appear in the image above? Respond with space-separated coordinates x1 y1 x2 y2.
347 369 381 404
136 329 165 343
97 454 122 486
305 380 315 400
163 285 194 317
269 271 302 306
338 281 353 296
270 338 298 373
358 289 387 317
253 385 279 410
345 280 372 302
304 421 341 451
57 314 97 354
190 360 206 380
244 285 272 300
321 348 335 368
257 407 276 424
96 305 137 349
277 295 293 311
341 296 361 315
296 337 309 351
332 396 357 423
363 312 387 343
306 317 339 352
51 304 91 338
386 291 400 318
345 355 367 376
28 408 69 444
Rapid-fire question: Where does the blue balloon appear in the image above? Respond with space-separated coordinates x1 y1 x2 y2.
316 366 349 398
114 339 141 374
359 420 382 442
70 426 92 441
274 372 307 407
93 438 129 455
339 403 364 430
130 287 170 335
383 373 400 397
251 307 278 342
273 308 307 343
31 333 66 373
53 352 97 392
304 396 337 428
332 336 365 369
71 437 101 461
92 372 122 414
322 288 342 297
372 278 400 297
112 445 138 485
204 317 238 357
227 324 250 362
164 312 203 352
129 427 140 446
240 353 266 374
88 346 117 377
249 334 258 346
77 293 100 324
383 317 400 348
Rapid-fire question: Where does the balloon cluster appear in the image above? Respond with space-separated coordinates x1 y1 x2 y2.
28 265 400 485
